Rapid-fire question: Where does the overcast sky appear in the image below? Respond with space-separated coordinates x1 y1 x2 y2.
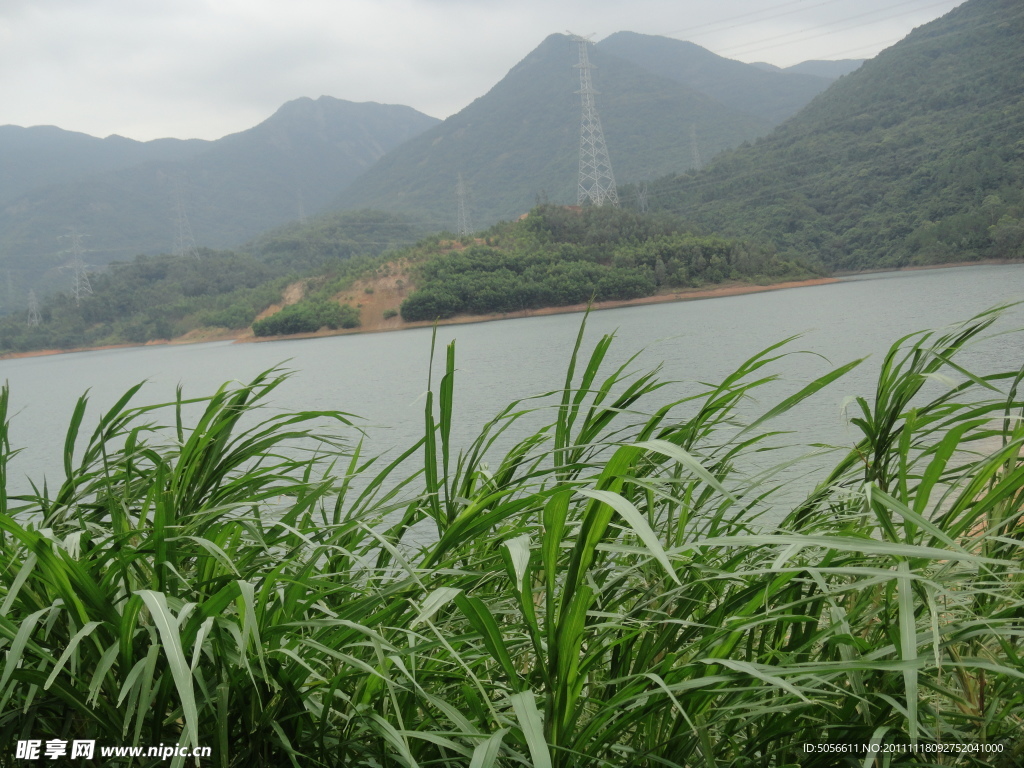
0 0 965 142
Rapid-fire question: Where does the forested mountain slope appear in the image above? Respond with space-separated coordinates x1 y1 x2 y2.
0 126 207 205
647 0 1024 271
596 32 839 126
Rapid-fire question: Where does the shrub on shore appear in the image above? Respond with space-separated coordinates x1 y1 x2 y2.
251 299 359 336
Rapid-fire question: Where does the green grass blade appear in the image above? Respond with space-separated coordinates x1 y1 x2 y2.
136 590 199 748
510 690 552 768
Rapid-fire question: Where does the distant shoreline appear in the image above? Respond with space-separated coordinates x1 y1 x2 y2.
238 276 840 345
832 257 1023 277
3 260 1020 360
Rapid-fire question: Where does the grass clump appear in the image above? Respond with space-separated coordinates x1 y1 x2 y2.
0 310 1022 767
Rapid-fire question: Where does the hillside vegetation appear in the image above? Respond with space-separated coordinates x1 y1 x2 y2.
0 205 817 352
647 0 1024 271
399 205 816 321
0 210 423 353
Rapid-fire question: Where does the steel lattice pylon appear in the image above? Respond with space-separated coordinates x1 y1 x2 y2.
62 230 93 306
26 290 40 327
456 173 473 237
572 35 619 207
173 176 200 260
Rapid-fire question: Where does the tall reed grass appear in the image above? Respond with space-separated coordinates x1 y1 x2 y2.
0 310 1022 767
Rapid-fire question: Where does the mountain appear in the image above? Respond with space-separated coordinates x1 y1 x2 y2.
596 32 839 126
0 126 207 205
780 60 864 79
332 34 771 229
0 97 439 303
751 60 864 79
647 0 1024 271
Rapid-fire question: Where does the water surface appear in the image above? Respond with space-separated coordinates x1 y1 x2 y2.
3 265 1022 496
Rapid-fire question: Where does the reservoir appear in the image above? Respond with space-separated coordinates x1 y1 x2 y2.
2 264 1023 497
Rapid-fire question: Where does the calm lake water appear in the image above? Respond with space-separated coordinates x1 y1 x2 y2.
2 265 1023 497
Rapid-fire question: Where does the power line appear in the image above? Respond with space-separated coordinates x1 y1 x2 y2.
715 0 960 59
653 0 960 64
660 0 845 39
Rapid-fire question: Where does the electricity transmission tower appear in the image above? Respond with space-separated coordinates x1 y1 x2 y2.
636 182 649 214
456 173 473 237
571 33 619 207
690 124 703 170
172 176 200 260
62 230 93 305
26 290 40 327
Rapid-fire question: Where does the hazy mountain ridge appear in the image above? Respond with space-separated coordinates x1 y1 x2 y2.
596 32 839 125
751 60 864 79
0 97 439 304
0 125 208 205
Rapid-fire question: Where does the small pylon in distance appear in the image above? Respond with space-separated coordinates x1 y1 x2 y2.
637 182 649 214
173 176 200 260
27 290 41 327
456 173 473 237
60 229 93 306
